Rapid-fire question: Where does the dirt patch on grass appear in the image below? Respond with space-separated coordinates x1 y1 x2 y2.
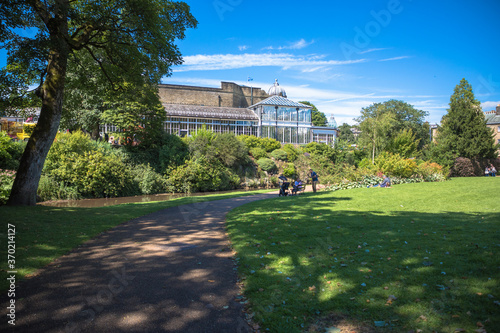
305 312 377 333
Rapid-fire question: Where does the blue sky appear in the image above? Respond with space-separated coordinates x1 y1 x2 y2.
1 0 499 126
166 0 500 125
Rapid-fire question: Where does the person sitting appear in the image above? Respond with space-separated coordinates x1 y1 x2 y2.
490 164 496 177
369 174 391 188
485 166 490 176
292 179 303 195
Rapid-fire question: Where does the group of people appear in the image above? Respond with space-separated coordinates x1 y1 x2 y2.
485 164 497 177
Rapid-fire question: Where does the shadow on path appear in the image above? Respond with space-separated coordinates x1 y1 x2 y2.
1 192 278 333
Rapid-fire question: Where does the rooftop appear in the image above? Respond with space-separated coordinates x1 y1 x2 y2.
249 95 312 109
163 104 258 120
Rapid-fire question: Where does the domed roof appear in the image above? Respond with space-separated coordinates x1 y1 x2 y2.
267 79 287 98
327 115 338 128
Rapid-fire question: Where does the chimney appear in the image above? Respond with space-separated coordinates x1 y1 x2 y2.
497 104 500 115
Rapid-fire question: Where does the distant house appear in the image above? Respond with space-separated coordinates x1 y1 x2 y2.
485 104 500 154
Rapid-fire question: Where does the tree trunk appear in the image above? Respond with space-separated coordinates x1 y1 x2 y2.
7 7 69 206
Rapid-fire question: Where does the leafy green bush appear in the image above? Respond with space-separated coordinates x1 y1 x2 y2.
239 135 281 152
0 169 16 205
167 156 240 193
212 132 249 167
37 175 81 202
270 149 288 161
44 131 98 173
282 143 299 162
0 131 26 170
47 150 138 198
249 147 268 160
129 164 168 195
282 163 296 179
257 158 277 174
373 152 418 178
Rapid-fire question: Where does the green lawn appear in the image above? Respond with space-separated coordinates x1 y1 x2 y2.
0 189 272 291
226 178 500 333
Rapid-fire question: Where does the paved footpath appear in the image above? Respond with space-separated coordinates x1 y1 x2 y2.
1 192 278 333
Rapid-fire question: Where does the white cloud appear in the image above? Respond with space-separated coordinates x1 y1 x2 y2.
262 38 314 51
176 53 365 72
359 47 390 54
378 56 411 62
481 101 500 110
238 45 249 51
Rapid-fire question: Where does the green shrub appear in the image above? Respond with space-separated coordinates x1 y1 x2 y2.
129 164 168 195
259 137 281 152
238 135 262 149
44 131 97 173
257 158 277 174
270 149 288 161
282 163 296 178
37 175 81 202
167 156 240 193
374 152 418 178
212 132 249 167
48 151 138 198
282 144 299 161
249 147 268 160
0 132 26 170
0 169 16 205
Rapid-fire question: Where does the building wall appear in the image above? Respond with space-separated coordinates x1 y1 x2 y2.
158 81 268 108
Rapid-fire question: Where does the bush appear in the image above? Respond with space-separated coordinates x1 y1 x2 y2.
48 150 138 198
374 152 418 178
37 175 81 202
282 163 297 179
0 132 26 170
249 147 268 160
167 156 240 193
0 169 16 205
212 132 249 167
259 137 281 152
270 149 288 161
449 157 500 177
129 164 168 195
282 144 299 162
257 158 277 174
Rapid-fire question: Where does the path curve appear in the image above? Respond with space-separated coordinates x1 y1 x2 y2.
1 192 279 333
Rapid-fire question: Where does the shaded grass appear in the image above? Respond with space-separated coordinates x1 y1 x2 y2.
226 178 500 333
0 189 272 291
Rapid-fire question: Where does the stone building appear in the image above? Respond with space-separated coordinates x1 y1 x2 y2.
485 104 500 154
159 80 338 145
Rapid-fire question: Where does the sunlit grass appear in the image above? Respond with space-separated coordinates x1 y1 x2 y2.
0 189 272 291
226 178 500 332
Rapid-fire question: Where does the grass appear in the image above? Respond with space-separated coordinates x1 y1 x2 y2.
226 178 500 333
0 189 272 291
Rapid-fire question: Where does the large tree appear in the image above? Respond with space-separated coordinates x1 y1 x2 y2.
337 123 356 143
436 78 498 159
1 0 197 205
357 106 396 163
356 100 429 148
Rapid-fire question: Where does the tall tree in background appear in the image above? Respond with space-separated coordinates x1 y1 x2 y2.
357 105 396 162
1 0 197 205
337 123 356 143
299 101 327 126
437 78 498 159
356 100 428 160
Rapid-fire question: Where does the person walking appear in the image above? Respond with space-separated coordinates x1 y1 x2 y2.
309 168 318 193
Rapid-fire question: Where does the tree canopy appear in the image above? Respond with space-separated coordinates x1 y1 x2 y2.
436 78 498 160
1 0 197 205
356 99 429 161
